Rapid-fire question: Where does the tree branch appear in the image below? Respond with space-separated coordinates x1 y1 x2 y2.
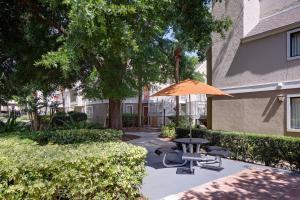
19 0 67 35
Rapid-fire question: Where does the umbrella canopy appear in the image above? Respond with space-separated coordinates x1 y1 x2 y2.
151 79 231 97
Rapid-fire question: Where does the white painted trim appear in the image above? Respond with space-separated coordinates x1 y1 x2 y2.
86 105 94 119
242 22 300 43
287 28 300 61
286 94 300 132
220 80 300 94
125 105 133 114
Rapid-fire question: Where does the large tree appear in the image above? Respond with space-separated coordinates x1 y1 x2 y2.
38 0 170 129
131 43 166 127
0 0 75 130
37 0 230 129
156 1 231 125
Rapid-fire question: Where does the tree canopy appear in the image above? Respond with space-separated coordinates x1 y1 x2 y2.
1 0 231 129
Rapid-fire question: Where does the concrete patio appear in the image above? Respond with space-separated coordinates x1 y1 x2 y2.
127 131 300 200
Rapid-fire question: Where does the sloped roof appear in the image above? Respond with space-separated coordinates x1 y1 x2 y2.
245 3 300 40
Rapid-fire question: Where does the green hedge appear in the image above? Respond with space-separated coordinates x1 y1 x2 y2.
68 111 88 122
176 128 300 171
122 113 138 127
25 129 123 145
51 111 88 127
0 130 146 199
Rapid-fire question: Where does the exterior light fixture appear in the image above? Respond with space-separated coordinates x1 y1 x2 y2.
277 82 283 89
277 94 285 102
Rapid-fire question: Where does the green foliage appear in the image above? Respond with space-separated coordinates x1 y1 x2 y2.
51 111 88 129
168 116 189 127
161 123 176 138
0 113 30 133
176 128 300 171
180 56 205 82
0 0 75 104
68 111 88 122
122 113 138 127
51 112 69 127
0 130 146 199
20 129 122 145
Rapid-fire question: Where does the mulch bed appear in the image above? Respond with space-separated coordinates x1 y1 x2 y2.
122 127 160 132
121 134 141 141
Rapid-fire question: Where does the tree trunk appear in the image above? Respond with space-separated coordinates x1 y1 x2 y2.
31 110 39 131
137 88 143 127
60 87 65 112
174 48 181 126
31 91 40 131
108 98 122 130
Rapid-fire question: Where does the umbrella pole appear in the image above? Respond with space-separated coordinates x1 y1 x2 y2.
189 94 192 138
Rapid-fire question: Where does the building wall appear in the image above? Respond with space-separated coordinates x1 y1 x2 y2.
214 31 300 88
212 88 300 136
259 0 300 19
212 0 244 88
89 103 108 125
212 0 300 89
210 0 300 136
123 103 138 114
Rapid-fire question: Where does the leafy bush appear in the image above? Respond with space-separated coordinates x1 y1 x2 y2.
51 112 88 129
22 129 123 145
176 128 300 171
122 113 138 127
51 112 69 127
161 123 176 138
0 118 29 133
68 111 87 122
0 130 146 199
168 116 189 127
0 120 5 128
85 122 104 129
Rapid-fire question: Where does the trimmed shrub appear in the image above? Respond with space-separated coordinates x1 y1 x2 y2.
51 112 70 127
176 128 300 171
21 129 123 145
122 113 138 127
161 123 176 138
68 111 88 122
0 130 146 199
51 112 88 129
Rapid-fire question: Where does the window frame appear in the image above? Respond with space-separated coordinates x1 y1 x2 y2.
287 94 300 132
86 106 93 119
287 28 300 61
70 90 77 103
125 105 133 114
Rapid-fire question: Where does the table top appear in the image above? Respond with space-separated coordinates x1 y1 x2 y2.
174 138 209 145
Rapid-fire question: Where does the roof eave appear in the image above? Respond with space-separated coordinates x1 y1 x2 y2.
241 21 300 43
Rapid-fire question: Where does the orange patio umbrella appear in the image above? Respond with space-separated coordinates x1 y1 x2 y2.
151 79 231 137
151 79 231 97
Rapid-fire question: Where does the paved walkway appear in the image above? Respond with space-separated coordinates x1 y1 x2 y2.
126 131 297 200
169 168 300 200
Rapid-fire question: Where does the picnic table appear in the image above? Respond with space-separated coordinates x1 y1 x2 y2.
173 138 210 173
173 138 209 154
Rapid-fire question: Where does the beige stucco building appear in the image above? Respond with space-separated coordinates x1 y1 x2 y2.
208 0 300 136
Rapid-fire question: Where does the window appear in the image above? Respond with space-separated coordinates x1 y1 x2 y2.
287 94 300 131
287 28 300 60
70 90 77 102
86 106 93 119
180 103 187 114
125 105 133 114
